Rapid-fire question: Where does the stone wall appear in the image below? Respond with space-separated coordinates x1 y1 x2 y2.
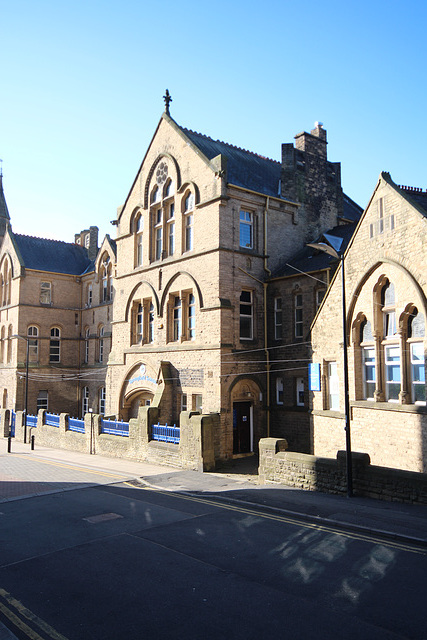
4 408 216 472
259 438 427 504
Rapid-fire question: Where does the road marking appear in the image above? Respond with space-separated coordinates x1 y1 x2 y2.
0 589 69 640
13 455 128 480
128 484 427 556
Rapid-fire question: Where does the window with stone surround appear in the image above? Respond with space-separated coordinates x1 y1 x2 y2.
239 290 253 340
167 290 196 343
327 361 339 410
149 165 177 262
49 327 60 363
294 293 303 338
239 210 253 249
27 326 39 363
82 386 89 415
353 280 425 405
131 299 155 345
40 281 52 305
276 377 284 405
274 297 282 340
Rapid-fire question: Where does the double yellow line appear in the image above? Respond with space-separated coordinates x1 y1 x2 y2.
0 589 69 640
132 484 427 556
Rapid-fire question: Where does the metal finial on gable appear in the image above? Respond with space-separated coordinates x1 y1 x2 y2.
163 89 172 116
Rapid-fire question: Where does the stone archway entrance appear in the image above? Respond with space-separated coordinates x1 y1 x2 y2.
125 390 154 420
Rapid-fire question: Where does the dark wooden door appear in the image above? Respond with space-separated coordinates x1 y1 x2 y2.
233 401 252 454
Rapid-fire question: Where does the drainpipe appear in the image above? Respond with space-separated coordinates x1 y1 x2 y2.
263 197 271 437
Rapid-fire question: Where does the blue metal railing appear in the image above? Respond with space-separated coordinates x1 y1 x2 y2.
151 422 180 444
68 417 85 433
45 412 60 427
26 414 38 428
101 418 129 437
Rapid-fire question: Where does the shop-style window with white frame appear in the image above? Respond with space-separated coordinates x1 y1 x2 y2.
327 361 339 410
274 297 282 340
240 290 253 340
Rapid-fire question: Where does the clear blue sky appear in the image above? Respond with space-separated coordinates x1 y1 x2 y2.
1 0 426 242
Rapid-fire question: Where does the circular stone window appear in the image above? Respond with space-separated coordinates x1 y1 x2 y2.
156 162 168 185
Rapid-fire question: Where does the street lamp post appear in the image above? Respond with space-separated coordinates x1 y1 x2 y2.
12 334 30 444
307 239 353 498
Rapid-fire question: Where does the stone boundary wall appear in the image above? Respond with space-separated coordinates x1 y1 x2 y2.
2 408 216 472
259 438 427 505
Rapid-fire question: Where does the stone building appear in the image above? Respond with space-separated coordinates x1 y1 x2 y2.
0 176 115 417
106 106 359 462
311 172 427 473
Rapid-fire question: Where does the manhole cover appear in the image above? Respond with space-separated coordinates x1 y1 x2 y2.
83 513 123 524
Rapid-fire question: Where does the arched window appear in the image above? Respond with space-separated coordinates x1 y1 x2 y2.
183 191 194 252
136 214 143 267
99 254 112 303
50 327 60 363
28 326 39 363
149 162 177 262
82 387 89 415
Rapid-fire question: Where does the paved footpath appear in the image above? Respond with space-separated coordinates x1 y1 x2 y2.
1 437 426 547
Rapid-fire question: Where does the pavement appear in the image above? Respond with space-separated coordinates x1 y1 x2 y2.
1 437 426 548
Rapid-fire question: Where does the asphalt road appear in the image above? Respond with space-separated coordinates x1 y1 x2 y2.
0 470 426 640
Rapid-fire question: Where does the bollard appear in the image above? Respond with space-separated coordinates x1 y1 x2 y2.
7 436 11 453
31 435 35 450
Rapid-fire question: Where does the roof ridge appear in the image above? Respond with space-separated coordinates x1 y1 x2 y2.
181 126 280 165
15 232 80 245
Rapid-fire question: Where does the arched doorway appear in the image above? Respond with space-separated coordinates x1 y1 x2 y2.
126 390 154 419
230 379 263 456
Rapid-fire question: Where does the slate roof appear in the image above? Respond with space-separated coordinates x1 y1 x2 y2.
342 193 363 222
180 127 282 198
398 185 427 215
13 233 93 275
272 223 357 279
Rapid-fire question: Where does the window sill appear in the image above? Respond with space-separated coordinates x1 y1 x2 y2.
351 400 427 414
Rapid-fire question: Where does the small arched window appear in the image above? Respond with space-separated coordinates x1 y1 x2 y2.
50 327 60 363
28 326 39 363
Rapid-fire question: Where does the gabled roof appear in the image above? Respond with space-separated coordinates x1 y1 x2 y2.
271 222 357 279
178 126 282 198
13 233 93 275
